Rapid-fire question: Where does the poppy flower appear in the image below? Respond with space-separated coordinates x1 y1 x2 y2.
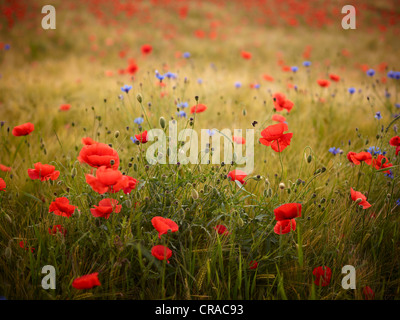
78 142 120 170
271 114 286 123
49 197 77 218
90 198 122 219
273 219 296 234
190 104 207 114
241 51 252 60
126 59 138 75
72 272 101 290
59 104 71 111
263 74 274 82
151 245 173 263
0 164 11 172
28 163 60 181
141 44 152 55
81 137 98 145
48 224 67 236
86 166 129 194
122 176 138 194
214 224 230 235
372 155 393 174
273 93 294 113
227 170 247 185
362 286 375 300
313 266 332 286
259 123 293 152
0 178 6 191
249 260 258 270
151 216 179 239
329 74 340 82
233 136 246 144
19 241 34 253
350 188 371 209
389 136 400 155
134 130 148 144
317 79 330 87
12 122 34 136
274 203 302 221
347 151 372 165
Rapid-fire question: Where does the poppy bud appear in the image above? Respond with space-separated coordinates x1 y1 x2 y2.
365 139 369 145
133 163 138 171
191 189 199 200
307 155 312 163
114 131 120 138
71 167 77 178
159 117 166 129
237 218 244 227
137 94 143 103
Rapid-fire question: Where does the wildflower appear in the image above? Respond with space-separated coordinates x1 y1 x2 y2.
176 110 187 118
81 137 97 145
12 122 34 136
141 44 152 55
86 166 130 194
0 178 6 191
328 147 342 155
272 92 294 113
372 154 393 174
72 273 101 290
48 225 67 236
235 82 242 88
165 72 177 79
374 112 382 120
348 87 356 94
121 85 132 93
207 129 216 136
303 61 311 67
0 164 11 172
389 136 400 155
90 198 122 219
347 151 372 165
28 163 60 181
240 51 252 59
366 69 375 77
78 143 120 170
313 266 332 286
274 219 296 234
151 216 179 239
214 224 230 235
190 104 207 114
134 117 144 125
271 114 286 123
317 79 330 87
134 130 148 143
259 123 293 152
249 260 258 270
362 286 375 300
177 102 188 108
182 52 190 58
367 146 386 156
274 203 302 221
49 197 77 218
350 188 371 209
291 66 298 72
151 245 172 263
59 104 71 111
227 170 247 185
233 136 246 144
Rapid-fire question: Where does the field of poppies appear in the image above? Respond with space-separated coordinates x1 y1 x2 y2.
1 0 400 300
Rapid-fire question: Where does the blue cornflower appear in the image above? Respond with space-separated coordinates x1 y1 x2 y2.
121 85 132 93
328 147 342 155
348 87 356 94
395 103 400 108
183 52 191 58
176 110 187 118
4 44 10 50
367 146 386 156
384 170 394 179
130 136 139 144
134 117 144 125
235 82 242 88
254 84 260 89
177 102 188 108
375 112 382 120
366 69 375 76
303 61 311 67
207 129 216 136
396 199 400 206
291 66 298 73
164 71 177 79
197 78 203 84
155 70 165 81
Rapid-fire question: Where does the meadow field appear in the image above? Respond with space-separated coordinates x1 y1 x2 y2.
1 0 400 300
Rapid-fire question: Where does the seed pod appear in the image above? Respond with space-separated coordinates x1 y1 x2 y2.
159 117 166 129
307 154 312 163
191 189 199 200
114 131 120 138
137 93 143 103
71 167 77 178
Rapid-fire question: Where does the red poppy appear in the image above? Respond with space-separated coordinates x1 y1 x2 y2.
151 245 173 263
81 137 98 145
271 114 286 123
329 74 340 82
389 136 400 155
90 198 122 219
190 104 207 114
12 122 34 136
347 151 372 165
273 219 296 234
249 260 258 270
0 178 6 191
274 203 302 221
19 241 35 253
233 136 246 144
313 266 332 286
28 163 60 181
362 286 375 300
227 170 247 185
59 104 71 111
86 166 129 194
78 142 120 170
0 164 11 172
123 176 138 194
49 197 77 218
260 123 293 152
48 224 67 236
241 51 252 60
135 130 148 144
126 59 138 75
151 216 179 239
317 79 330 87
263 74 274 82
72 272 101 290
214 224 230 235
350 188 371 209
141 44 152 55
372 155 393 174
272 93 294 113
